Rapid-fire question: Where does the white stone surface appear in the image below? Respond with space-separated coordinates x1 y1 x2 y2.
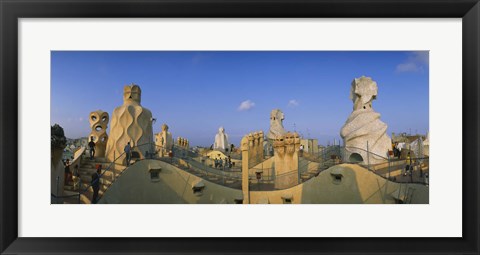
424 131 430 146
267 109 287 140
350 76 378 111
213 126 229 150
410 137 424 159
340 76 391 164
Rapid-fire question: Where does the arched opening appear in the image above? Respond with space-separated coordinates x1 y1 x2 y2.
331 173 343 184
349 153 363 163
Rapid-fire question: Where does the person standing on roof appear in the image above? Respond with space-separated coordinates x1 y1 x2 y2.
88 136 96 160
91 165 101 204
124 142 132 166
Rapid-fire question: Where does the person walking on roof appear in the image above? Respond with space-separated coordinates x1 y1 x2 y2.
91 165 101 204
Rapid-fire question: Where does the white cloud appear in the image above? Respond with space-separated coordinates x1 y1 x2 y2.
395 51 429 73
396 62 421 73
238 100 255 111
288 99 299 107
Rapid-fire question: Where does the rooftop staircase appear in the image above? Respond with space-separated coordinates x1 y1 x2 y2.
63 157 125 204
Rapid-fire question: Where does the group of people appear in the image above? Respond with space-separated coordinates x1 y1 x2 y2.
403 151 427 180
62 151 101 203
392 142 402 159
214 156 233 169
60 136 136 204
63 159 82 190
391 142 426 180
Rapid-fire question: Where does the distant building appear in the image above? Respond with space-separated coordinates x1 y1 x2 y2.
391 132 429 158
391 132 426 144
300 139 319 154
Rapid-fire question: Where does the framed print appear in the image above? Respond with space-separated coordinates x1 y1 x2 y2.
1 0 479 254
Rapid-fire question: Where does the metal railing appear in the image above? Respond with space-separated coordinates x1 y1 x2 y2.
151 143 429 189
247 154 331 190
150 144 243 189
339 145 429 185
52 141 429 203
298 144 429 185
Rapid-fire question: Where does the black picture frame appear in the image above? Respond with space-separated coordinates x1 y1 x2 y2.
1 0 478 254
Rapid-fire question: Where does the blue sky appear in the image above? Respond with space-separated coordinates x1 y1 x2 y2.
51 51 429 147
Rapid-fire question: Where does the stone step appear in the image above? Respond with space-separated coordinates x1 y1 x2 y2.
79 176 111 186
82 180 112 189
78 168 121 177
64 185 75 191
301 173 312 179
83 157 109 163
78 168 96 174
79 187 107 203
79 166 121 174
78 182 89 191
101 170 122 178
68 161 112 204
100 178 113 186
80 175 93 183
79 162 112 170
81 183 109 192
79 193 92 204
